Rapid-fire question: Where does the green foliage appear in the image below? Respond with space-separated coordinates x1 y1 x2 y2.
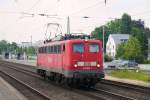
0 40 8 53
11 42 18 50
124 36 143 61
0 40 18 54
91 26 103 40
0 40 36 55
27 47 36 55
116 43 125 59
131 27 148 57
110 69 150 82
141 60 150 64
116 36 143 63
104 54 112 62
107 19 121 33
121 13 132 34
16 47 36 55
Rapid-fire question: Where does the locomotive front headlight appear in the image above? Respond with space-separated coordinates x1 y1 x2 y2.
74 64 78 68
97 64 100 67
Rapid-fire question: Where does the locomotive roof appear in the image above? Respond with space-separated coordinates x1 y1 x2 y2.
39 39 101 47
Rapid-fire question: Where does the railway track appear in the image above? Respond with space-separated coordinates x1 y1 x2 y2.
0 60 149 100
100 79 150 93
0 71 51 100
92 88 135 100
96 79 150 100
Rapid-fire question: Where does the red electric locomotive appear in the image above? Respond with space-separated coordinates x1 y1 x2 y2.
37 34 104 87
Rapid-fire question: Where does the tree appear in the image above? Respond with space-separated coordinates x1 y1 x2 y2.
91 26 103 40
124 36 143 62
121 13 132 34
27 47 36 55
0 40 8 54
116 43 125 59
131 27 148 58
132 19 144 29
107 19 121 34
11 42 18 51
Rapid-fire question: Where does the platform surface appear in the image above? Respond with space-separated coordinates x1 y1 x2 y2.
0 77 27 100
105 75 150 87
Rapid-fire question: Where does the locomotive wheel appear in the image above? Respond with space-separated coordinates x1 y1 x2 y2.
55 74 62 84
72 79 79 88
38 69 46 79
66 78 73 87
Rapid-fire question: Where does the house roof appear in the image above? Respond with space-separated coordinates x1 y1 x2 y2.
110 34 129 45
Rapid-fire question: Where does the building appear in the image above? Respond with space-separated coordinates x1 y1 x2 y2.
106 34 129 58
18 42 32 48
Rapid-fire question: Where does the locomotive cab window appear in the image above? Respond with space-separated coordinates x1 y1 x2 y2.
89 44 99 53
73 43 84 53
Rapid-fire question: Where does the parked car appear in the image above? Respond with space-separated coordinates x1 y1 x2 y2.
107 60 138 68
127 60 138 67
107 60 125 68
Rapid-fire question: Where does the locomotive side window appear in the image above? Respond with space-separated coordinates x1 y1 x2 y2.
44 47 47 53
51 46 54 53
39 45 61 54
54 45 57 53
73 43 84 53
57 45 61 53
89 44 99 53
48 46 51 53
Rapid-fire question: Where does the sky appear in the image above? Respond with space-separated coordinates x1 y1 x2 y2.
0 0 150 43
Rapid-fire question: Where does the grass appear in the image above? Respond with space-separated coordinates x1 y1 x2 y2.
110 69 150 82
142 60 150 64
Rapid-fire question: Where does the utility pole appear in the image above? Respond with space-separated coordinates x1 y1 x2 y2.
103 26 105 65
67 16 70 34
30 35 32 46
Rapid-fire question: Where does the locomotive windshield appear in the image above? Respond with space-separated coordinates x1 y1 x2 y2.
89 44 99 53
73 43 84 53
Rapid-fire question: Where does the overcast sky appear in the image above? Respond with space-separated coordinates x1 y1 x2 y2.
0 0 150 43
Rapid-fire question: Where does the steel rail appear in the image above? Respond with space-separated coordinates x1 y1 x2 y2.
100 79 150 93
0 70 51 100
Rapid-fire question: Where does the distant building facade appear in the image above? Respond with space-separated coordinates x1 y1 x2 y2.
18 42 32 48
106 34 129 58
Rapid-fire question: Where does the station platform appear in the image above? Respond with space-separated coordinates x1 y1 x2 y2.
4 59 36 66
105 75 150 87
0 77 27 100
3 59 150 88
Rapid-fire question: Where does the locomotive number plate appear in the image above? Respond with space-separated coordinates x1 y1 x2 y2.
77 62 97 66
84 62 91 66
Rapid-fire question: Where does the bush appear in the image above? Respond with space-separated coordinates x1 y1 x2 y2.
105 54 113 62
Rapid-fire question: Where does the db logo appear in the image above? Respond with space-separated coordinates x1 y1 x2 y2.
48 58 52 63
